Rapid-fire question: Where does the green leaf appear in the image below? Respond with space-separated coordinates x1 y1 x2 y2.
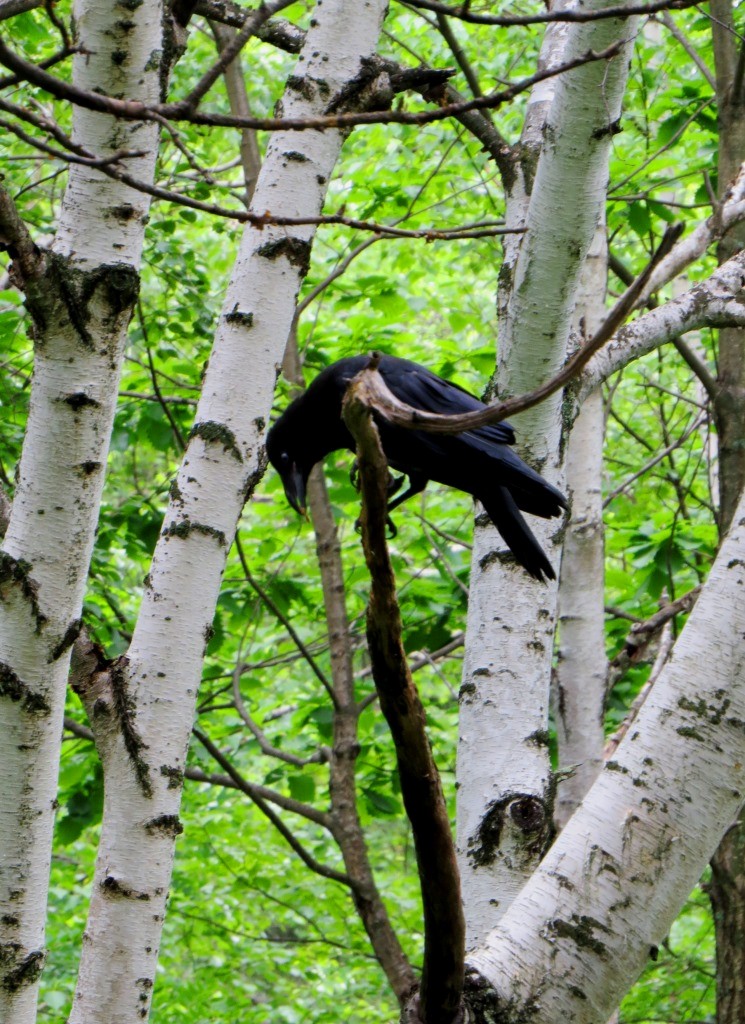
364 790 401 817
288 775 316 802
628 201 651 236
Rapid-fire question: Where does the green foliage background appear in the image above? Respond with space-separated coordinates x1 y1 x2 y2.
0 2 724 1020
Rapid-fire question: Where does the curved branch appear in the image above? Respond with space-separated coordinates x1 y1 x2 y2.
234 535 336 703
193 728 347 880
336 226 682 438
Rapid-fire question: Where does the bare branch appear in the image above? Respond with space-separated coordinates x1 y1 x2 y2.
603 414 708 507
435 12 486 100
234 536 336 703
336 226 682 437
657 10 716 88
636 161 745 300
283 336 417 1003
231 662 326 768
193 728 348 882
402 0 700 26
0 99 517 235
195 0 304 51
138 303 187 450
0 36 626 133
0 0 38 18
174 0 298 114
610 251 719 400
342 362 464 1024
604 587 701 756
0 181 43 282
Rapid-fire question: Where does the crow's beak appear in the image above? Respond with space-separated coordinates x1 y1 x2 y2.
283 462 308 518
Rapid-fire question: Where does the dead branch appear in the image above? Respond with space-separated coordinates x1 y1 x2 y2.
606 586 701 693
338 225 683 438
284 335 417 1003
342 358 464 1024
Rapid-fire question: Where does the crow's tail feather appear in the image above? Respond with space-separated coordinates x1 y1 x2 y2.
479 486 557 582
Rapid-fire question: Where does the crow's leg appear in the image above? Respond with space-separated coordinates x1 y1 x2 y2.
387 473 406 498
354 512 399 537
386 474 427 514
350 458 406 499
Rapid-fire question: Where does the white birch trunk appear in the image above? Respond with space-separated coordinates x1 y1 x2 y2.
69 3 389 1020
468 484 745 1023
0 2 162 1020
555 225 608 827
457 4 638 949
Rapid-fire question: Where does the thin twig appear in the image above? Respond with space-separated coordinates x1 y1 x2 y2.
402 0 699 26
234 535 336 702
193 728 348 881
174 0 297 114
604 588 700 755
231 660 326 767
603 414 706 507
138 302 187 450
657 10 716 88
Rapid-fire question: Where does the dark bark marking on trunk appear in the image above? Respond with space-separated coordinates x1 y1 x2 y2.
162 519 227 546
0 553 47 633
48 616 82 663
189 420 243 461
0 661 50 714
111 657 153 798
0 945 45 992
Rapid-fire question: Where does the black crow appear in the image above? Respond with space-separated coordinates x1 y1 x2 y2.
266 354 566 581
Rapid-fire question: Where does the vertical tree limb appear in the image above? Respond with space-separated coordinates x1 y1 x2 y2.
343 361 465 1024
284 337 417 1003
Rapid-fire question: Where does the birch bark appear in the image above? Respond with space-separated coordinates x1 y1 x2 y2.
0 2 163 1021
457 3 638 948
68 3 389 1021
555 225 608 828
467 484 745 1024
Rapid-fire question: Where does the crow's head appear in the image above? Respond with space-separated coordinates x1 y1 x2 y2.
265 417 311 517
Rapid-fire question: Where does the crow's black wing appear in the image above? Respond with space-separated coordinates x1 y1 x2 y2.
378 356 516 446
378 355 566 518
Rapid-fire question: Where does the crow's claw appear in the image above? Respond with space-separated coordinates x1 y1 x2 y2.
353 513 398 538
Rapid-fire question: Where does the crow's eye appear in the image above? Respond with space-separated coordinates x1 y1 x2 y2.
279 452 290 464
